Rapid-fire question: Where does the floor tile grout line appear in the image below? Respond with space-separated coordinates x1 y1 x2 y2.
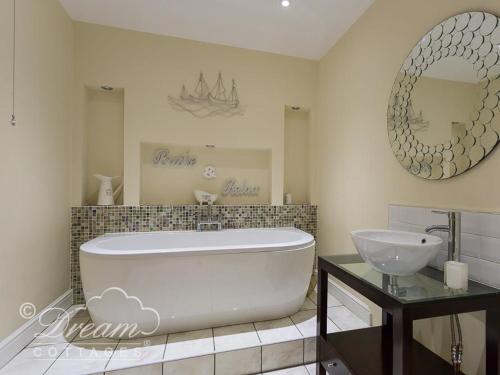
41 341 71 375
104 337 124 371
290 315 306 338
161 334 168 362
211 327 215 352
67 316 92 344
161 340 164 375
102 339 120 372
41 306 93 375
327 316 342 332
103 334 170 372
102 346 172 375
301 338 305 367
252 321 264 374
253 322 263 344
212 327 216 375
163 330 171 365
260 341 263 374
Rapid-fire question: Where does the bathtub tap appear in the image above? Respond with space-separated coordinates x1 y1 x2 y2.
197 203 222 231
197 220 222 231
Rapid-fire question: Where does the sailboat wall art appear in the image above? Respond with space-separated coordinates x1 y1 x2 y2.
168 72 245 118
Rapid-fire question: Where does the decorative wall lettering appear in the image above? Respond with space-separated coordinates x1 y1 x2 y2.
152 149 197 167
168 72 245 118
221 179 260 196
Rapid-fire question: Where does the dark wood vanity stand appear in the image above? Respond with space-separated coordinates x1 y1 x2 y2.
316 255 500 375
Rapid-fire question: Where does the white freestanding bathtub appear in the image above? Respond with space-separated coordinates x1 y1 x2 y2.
80 227 315 337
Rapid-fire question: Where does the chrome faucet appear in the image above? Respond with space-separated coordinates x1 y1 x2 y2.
424 210 461 262
196 203 222 232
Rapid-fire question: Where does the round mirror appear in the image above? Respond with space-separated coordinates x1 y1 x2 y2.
388 12 500 179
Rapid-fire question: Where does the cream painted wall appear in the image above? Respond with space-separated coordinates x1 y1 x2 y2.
313 1 500 373
72 22 317 206
0 0 73 339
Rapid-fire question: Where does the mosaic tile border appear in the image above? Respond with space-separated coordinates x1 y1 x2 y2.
71 205 317 303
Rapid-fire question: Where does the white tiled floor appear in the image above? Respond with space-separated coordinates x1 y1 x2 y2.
262 364 316 375
254 318 303 345
327 306 368 331
45 338 118 375
106 335 167 371
213 324 260 352
0 344 68 374
164 329 214 361
0 290 367 375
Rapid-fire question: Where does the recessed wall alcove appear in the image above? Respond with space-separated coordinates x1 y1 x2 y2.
83 86 124 205
140 143 271 205
284 107 311 204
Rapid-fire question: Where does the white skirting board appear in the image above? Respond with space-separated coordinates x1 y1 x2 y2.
313 270 372 325
0 289 73 369
327 278 372 326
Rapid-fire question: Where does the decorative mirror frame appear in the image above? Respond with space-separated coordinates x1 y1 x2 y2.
387 12 500 179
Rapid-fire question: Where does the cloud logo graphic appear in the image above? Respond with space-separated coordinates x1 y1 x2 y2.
84 287 161 339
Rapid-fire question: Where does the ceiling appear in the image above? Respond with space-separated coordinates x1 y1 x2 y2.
58 0 373 60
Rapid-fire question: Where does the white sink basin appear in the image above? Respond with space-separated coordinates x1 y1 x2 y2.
351 229 442 276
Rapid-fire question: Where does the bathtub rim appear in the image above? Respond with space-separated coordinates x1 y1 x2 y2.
80 227 315 257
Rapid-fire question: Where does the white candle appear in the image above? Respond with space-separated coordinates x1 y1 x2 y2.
444 261 468 290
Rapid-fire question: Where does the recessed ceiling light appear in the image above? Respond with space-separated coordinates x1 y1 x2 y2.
281 0 291 8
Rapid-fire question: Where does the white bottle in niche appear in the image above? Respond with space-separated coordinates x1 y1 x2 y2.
95 175 123 205
194 190 218 205
285 193 292 205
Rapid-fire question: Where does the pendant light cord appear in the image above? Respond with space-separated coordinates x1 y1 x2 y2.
10 0 16 126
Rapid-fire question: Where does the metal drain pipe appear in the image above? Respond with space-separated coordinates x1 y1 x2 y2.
450 314 463 373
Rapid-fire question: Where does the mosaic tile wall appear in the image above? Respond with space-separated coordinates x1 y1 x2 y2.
71 205 317 303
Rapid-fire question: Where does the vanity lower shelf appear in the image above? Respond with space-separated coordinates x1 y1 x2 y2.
317 327 463 375
317 255 500 374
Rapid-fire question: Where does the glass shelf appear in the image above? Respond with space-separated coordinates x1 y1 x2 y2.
322 254 500 304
